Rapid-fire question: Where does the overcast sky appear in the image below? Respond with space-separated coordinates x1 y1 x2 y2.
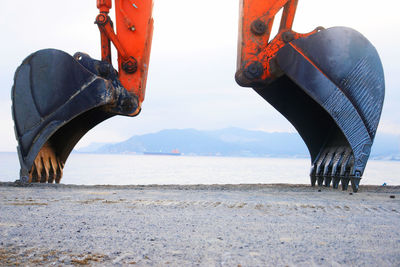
0 0 399 151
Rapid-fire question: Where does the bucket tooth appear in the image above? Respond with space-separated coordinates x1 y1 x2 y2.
331 146 345 187
317 176 324 187
339 151 354 191
33 155 44 182
252 27 384 190
339 150 352 176
47 159 55 183
332 177 341 189
313 148 329 187
341 178 350 191
324 177 332 187
29 165 38 183
39 158 49 183
322 149 335 186
310 175 317 187
46 145 58 183
12 49 139 183
55 161 64 184
351 177 361 193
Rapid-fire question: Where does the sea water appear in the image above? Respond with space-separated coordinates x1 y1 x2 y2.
0 152 399 185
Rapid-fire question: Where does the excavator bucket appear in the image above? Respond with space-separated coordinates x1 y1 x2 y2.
12 49 139 183
250 27 385 192
236 0 385 192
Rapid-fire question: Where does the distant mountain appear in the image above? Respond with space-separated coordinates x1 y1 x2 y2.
77 142 111 153
76 128 400 160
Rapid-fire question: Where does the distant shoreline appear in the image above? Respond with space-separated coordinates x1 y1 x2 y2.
2 151 399 162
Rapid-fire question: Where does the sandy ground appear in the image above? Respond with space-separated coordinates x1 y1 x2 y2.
0 182 400 266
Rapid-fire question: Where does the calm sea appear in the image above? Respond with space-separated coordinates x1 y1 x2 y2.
0 152 399 185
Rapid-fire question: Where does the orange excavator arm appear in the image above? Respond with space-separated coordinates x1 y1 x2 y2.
96 0 154 112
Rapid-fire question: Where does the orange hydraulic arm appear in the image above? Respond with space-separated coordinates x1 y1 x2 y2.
96 0 320 105
96 0 318 105
236 0 322 87
96 0 154 114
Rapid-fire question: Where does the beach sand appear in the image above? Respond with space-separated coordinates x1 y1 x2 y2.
1 182 399 266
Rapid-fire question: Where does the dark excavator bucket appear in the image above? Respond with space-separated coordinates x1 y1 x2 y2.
254 27 385 192
12 49 139 183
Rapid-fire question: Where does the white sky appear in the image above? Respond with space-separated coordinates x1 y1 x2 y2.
0 0 399 151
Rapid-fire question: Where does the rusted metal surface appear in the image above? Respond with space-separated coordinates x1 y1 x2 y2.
29 143 63 183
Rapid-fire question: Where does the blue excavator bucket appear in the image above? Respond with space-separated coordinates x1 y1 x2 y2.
12 49 138 183
254 27 384 192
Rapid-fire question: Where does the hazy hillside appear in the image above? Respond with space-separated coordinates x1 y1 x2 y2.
77 128 400 159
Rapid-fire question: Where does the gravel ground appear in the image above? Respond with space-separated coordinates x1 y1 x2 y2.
1 182 400 266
